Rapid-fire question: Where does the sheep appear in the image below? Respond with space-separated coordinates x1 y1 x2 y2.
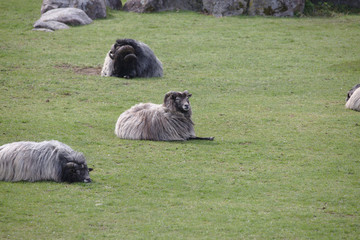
115 90 214 141
101 38 163 79
0 140 93 183
345 84 360 111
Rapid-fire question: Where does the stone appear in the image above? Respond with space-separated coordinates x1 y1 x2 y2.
41 0 68 13
248 0 305 17
123 0 202 13
121 0 307 17
202 0 248 17
32 28 54 32
33 20 70 31
41 0 106 19
105 0 122 10
35 8 93 26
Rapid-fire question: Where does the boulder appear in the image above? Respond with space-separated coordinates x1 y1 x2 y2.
105 0 122 10
202 0 248 17
34 8 93 28
119 0 308 16
32 28 55 32
33 20 70 31
123 0 202 13
247 0 305 17
41 0 106 19
41 0 69 13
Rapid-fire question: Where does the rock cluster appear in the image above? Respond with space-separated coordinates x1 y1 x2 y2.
33 8 93 32
123 0 306 17
32 0 311 32
123 0 202 13
40 0 107 19
33 0 122 32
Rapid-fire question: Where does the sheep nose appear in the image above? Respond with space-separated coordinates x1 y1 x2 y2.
183 104 189 111
83 178 92 183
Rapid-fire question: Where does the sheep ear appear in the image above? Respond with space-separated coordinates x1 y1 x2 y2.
89 168 93 172
183 90 191 97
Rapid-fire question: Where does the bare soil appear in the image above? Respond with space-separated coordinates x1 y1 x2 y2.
55 64 102 76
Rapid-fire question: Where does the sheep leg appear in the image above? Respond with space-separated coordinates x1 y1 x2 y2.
188 136 214 141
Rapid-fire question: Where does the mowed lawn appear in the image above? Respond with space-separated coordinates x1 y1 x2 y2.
1 0 359 239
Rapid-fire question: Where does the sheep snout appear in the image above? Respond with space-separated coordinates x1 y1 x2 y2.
83 178 92 183
182 104 190 111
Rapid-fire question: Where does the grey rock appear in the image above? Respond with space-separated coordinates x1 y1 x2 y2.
123 0 202 13
41 0 106 19
41 0 68 13
248 0 305 17
105 0 122 10
32 28 55 32
202 0 248 17
36 8 93 26
123 0 307 16
33 20 70 31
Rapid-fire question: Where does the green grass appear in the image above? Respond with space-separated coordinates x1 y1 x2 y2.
1 0 360 239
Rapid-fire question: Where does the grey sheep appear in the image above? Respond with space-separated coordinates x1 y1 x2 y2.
0 140 93 183
115 90 214 141
346 84 360 111
101 38 163 79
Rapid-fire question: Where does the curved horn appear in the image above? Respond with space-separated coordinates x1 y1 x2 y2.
163 91 175 105
124 53 137 62
65 162 77 168
109 51 115 60
117 45 135 57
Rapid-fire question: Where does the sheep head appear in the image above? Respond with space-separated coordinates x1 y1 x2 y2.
346 84 360 101
164 90 192 116
60 152 93 183
110 43 137 79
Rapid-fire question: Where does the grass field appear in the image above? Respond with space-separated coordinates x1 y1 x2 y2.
1 0 360 239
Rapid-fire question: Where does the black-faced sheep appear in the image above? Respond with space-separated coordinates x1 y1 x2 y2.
0 140 93 183
114 90 214 141
101 38 163 79
345 84 360 111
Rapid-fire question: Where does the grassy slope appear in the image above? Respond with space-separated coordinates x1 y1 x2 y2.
1 0 360 239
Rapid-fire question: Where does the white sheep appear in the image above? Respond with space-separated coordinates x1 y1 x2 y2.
115 90 214 141
345 84 360 111
0 140 93 183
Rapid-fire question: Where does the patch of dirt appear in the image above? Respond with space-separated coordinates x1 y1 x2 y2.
55 64 102 76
